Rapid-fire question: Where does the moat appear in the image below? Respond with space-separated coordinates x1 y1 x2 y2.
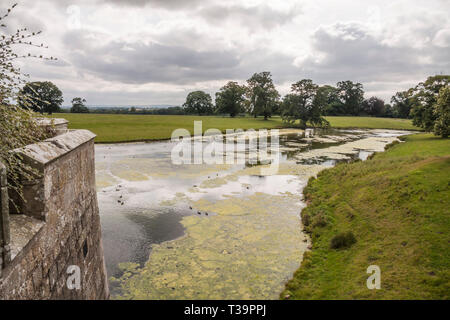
95 128 409 299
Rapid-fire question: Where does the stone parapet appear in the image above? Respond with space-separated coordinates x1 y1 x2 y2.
0 126 109 300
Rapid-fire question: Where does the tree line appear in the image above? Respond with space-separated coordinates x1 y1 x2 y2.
17 73 449 136
183 72 449 135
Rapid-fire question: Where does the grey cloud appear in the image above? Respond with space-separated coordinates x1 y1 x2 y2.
297 22 450 86
99 0 201 9
100 0 301 30
62 28 303 87
199 4 302 31
63 31 241 84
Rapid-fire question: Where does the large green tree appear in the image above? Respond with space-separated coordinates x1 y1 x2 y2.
215 81 246 117
410 75 450 132
336 80 364 115
70 97 89 113
19 81 63 114
182 91 214 115
315 85 341 116
390 90 414 118
433 86 450 138
281 79 329 128
362 96 385 117
246 71 280 120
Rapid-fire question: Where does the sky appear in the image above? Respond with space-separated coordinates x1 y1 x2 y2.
2 0 450 105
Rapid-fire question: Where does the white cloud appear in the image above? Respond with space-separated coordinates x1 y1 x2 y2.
1 0 449 105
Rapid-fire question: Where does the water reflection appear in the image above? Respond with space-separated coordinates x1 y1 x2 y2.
95 128 410 299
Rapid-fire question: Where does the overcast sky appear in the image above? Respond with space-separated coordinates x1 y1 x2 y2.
3 0 450 105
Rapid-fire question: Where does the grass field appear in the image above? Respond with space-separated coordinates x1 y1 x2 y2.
282 133 450 299
49 114 420 143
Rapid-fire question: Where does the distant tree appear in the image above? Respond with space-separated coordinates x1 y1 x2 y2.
281 79 329 128
271 100 282 115
390 90 413 118
315 85 341 115
246 71 280 120
215 81 246 117
410 75 450 131
383 103 394 118
130 106 136 113
19 81 63 114
70 97 89 113
183 91 214 115
336 80 364 115
362 96 385 117
433 86 450 138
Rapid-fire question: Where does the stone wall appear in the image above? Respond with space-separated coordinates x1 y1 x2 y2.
0 128 109 299
0 162 11 279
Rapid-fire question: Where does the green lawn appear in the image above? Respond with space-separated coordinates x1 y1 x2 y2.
325 116 418 130
49 113 420 143
282 133 450 299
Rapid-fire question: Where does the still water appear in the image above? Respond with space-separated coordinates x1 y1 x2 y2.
95 128 409 299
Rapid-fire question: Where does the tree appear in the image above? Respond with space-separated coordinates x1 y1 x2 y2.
433 86 450 138
410 75 450 131
246 71 280 120
362 96 385 117
182 91 214 115
383 103 395 118
281 79 329 128
316 85 341 116
215 81 246 117
70 97 89 113
336 80 364 115
391 90 413 118
19 81 63 114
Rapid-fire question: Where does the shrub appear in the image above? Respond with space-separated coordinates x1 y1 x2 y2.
0 4 55 210
301 211 310 227
312 212 328 228
330 231 356 249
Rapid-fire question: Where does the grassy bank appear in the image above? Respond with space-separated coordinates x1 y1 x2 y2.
49 114 419 143
282 133 450 299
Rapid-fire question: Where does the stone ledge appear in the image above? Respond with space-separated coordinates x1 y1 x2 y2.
9 214 44 261
14 130 96 168
35 118 68 127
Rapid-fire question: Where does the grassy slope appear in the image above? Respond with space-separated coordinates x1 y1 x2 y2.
282 134 450 299
50 113 419 143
